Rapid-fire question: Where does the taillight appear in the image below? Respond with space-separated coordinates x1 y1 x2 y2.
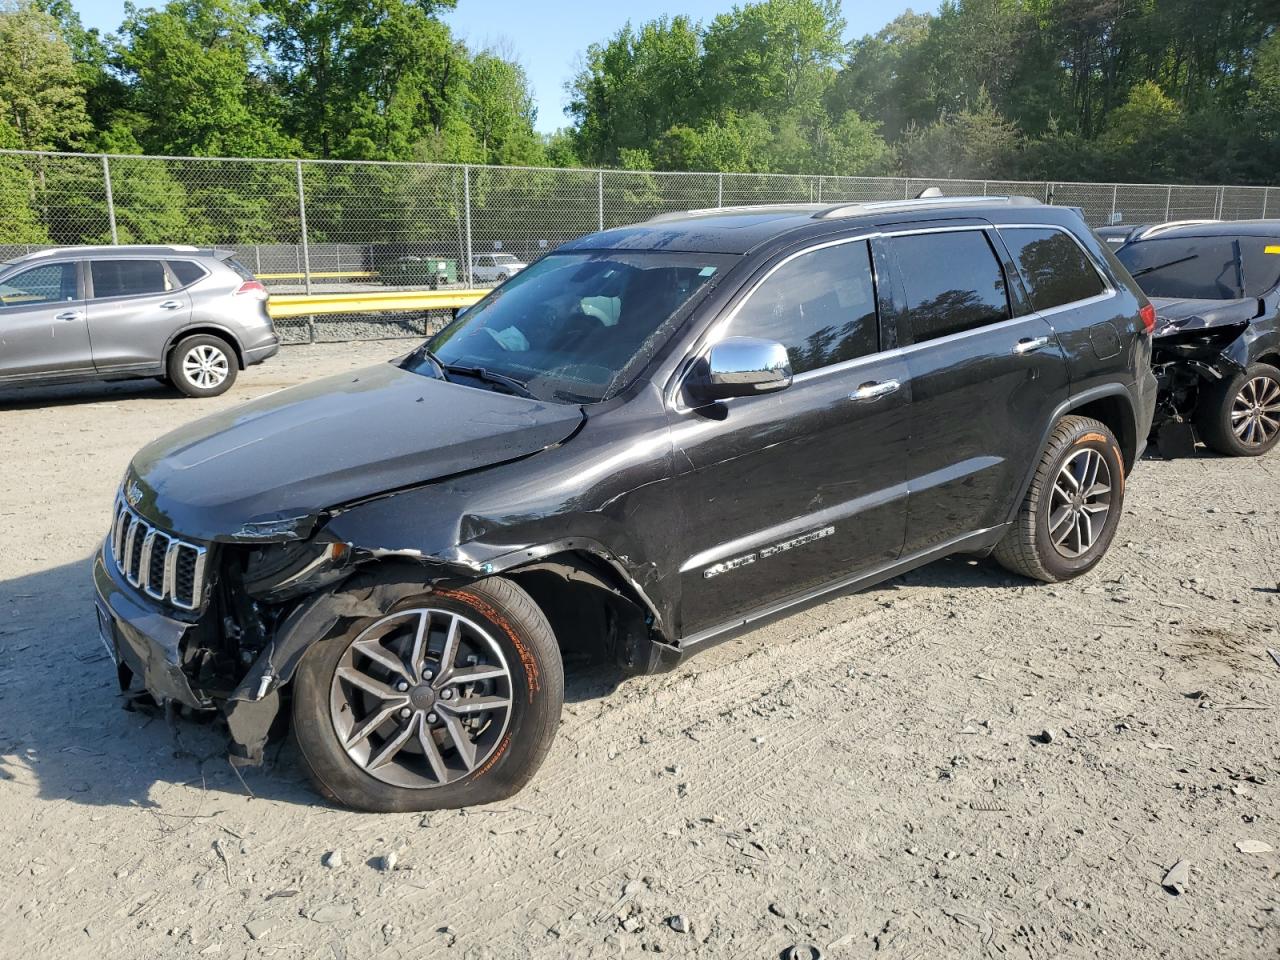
235 280 268 299
1138 302 1156 335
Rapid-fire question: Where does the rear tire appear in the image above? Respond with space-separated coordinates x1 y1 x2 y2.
1195 362 1280 457
168 334 237 398
292 576 563 812
993 416 1126 583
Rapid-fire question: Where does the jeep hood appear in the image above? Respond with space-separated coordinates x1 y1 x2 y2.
1150 296 1261 338
128 362 584 541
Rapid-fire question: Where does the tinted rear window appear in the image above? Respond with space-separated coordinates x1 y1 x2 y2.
91 259 168 298
1001 227 1106 311
892 230 1010 343
169 260 207 286
1116 237 1245 299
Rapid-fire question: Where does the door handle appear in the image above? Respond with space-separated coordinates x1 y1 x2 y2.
159 300 182 310
1014 336 1050 354
850 379 900 401
55 310 81 322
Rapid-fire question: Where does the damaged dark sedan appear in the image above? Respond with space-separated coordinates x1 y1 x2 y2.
1114 221 1280 456
95 196 1156 811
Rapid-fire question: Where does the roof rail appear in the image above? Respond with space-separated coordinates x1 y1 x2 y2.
647 203 821 223
813 195 1040 220
1135 219 1221 240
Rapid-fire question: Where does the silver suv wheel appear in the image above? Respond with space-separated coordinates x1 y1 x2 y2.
182 343 230 390
328 608 514 790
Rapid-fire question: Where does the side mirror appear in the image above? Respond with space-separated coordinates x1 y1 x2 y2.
694 336 793 401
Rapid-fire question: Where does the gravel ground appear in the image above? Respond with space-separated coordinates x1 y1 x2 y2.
1 342 1278 960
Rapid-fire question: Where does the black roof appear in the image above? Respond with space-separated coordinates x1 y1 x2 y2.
558 196 1062 256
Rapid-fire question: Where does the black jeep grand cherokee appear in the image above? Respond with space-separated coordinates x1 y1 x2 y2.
95 196 1157 811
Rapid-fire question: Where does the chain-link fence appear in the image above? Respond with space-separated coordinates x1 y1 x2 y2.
1 148 1274 341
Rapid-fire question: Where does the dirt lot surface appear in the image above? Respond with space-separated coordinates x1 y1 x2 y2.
2 342 1278 960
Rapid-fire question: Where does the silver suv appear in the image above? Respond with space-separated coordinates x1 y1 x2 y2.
0 245 279 397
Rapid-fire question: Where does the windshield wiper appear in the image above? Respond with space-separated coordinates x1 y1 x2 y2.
442 363 536 399
1130 253 1198 278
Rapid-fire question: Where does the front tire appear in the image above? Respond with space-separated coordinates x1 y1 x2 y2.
1196 362 1280 457
292 577 563 812
168 334 237 398
993 415 1126 582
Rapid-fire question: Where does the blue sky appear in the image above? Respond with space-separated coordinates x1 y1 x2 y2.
70 0 920 133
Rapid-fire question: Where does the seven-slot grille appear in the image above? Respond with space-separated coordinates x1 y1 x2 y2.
110 499 208 610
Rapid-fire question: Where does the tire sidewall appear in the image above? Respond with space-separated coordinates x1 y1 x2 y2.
1032 425 1126 580
168 335 237 398
292 582 560 812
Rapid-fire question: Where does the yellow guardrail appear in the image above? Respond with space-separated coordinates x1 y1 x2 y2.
257 270 377 280
267 288 487 319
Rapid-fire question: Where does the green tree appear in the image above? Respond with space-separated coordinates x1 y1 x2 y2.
0 119 48 242
567 15 704 166
899 89 1023 179
464 51 544 166
0 0 90 150
700 0 846 115
116 0 297 157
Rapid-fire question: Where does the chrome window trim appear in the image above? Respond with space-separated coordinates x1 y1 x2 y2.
667 220 1117 413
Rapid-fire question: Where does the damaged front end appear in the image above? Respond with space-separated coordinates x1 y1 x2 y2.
1149 296 1261 456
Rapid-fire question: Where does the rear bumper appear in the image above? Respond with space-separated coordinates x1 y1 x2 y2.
244 335 280 367
93 544 207 710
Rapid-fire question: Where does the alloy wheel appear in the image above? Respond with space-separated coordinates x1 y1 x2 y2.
182 344 229 389
1230 375 1280 447
328 608 513 789
1047 448 1112 559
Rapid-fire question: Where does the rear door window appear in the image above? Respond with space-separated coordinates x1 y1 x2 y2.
1000 227 1106 311
91 259 169 298
0 262 78 306
728 240 879 375
891 230 1010 343
1116 237 1243 299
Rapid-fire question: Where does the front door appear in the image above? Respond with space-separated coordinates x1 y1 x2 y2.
0 260 92 383
882 226 1071 556
668 237 912 638
85 259 192 374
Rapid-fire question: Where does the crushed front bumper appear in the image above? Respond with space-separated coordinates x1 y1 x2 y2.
93 543 208 710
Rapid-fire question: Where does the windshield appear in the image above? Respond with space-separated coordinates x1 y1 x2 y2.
493 254 520 264
404 251 731 403
1117 235 1280 299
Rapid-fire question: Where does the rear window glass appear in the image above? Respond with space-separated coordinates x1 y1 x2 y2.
168 260 207 286
91 259 168 298
892 230 1010 343
1001 227 1106 311
1116 237 1245 299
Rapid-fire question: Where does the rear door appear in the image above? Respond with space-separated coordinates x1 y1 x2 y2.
882 225 1070 556
669 236 912 638
0 260 92 382
86 259 192 373
997 224 1126 399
